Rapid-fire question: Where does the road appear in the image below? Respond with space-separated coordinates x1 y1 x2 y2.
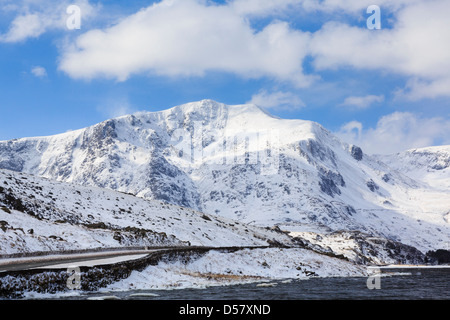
0 246 270 273
0 248 161 272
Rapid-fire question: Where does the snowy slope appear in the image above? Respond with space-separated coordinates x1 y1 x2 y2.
376 146 450 190
0 100 448 252
0 169 296 255
104 247 367 292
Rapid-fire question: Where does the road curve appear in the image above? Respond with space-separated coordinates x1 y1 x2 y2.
0 245 270 273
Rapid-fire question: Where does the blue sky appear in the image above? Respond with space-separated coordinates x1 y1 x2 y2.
0 0 449 154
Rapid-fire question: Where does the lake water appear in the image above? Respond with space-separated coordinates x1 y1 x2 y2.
73 267 449 300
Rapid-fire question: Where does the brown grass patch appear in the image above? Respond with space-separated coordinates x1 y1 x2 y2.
178 270 265 281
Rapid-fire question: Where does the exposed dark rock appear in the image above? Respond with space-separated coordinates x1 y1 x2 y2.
319 169 345 197
146 154 201 210
201 214 211 221
425 249 450 265
350 145 363 161
304 139 338 167
0 220 9 232
345 205 356 216
1 206 11 214
329 230 426 265
366 179 379 192
0 158 25 172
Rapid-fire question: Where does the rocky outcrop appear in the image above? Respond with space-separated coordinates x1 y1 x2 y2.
425 249 450 265
350 145 363 161
291 230 426 266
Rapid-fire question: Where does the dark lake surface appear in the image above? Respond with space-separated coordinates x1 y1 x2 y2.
74 267 449 300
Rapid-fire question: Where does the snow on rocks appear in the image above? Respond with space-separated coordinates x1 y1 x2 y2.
105 248 367 291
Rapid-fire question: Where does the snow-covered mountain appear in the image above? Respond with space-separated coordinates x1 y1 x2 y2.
0 100 448 252
376 146 450 190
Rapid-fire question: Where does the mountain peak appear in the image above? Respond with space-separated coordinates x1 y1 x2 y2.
165 99 276 118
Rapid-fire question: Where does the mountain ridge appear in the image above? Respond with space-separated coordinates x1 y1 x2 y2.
0 100 448 252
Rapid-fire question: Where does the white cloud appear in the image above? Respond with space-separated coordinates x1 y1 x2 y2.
248 89 306 111
229 0 301 16
300 0 423 14
58 0 313 86
96 97 137 119
1 14 44 42
336 112 450 155
339 94 384 109
31 66 47 78
2 0 444 104
309 0 450 100
395 77 450 101
0 0 98 43
55 0 450 101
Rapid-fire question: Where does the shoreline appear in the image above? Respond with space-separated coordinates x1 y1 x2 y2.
378 264 450 269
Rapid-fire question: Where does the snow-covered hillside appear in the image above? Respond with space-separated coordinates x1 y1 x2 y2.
104 247 368 292
0 100 448 252
0 169 296 255
376 146 450 190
